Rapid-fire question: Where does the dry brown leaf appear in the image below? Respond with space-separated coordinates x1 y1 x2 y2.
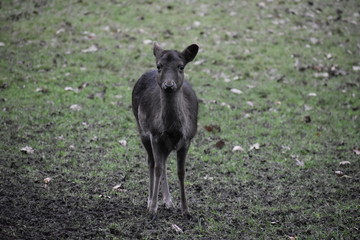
304 115 311 123
214 140 225 149
204 124 221 133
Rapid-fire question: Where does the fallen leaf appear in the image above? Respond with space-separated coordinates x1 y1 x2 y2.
281 145 291 152
314 72 329 78
70 104 82 111
56 28 65 35
82 31 96 39
220 102 231 108
352 66 360 72
98 194 111 199
204 124 221 133
35 87 48 93
232 145 244 152
295 158 304 167
171 224 183 233
21 146 34 154
309 37 320 45
204 175 214 181
328 65 347 77
244 113 251 118
44 177 52 184
335 170 344 177
143 39 152 45
291 154 304 167
310 64 325 72
304 115 311 123
325 53 333 59
230 88 242 94
65 87 79 93
193 21 201 27
249 143 260 151
353 149 360 155
81 45 98 53
113 185 127 192
119 139 127 146
308 92 317 97
78 82 89 90
215 140 225 149
246 101 254 107
257 2 266 8
113 184 122 190
339 161 351 166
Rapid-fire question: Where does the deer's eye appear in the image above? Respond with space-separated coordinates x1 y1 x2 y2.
178 65 184 71
157 64 162 72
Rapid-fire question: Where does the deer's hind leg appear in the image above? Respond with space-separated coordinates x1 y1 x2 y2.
177 145 191 218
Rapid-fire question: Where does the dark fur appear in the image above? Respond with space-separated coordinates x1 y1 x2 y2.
132 43 199 219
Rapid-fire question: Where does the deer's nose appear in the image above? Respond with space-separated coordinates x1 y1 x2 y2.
162 81 176 90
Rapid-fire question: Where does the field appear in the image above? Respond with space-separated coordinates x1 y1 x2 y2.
1 0 359 239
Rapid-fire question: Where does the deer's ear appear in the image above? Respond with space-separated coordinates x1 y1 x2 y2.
182 44 199 63
153 42 164 58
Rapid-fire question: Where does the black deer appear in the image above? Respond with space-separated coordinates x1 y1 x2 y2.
132 43 199 220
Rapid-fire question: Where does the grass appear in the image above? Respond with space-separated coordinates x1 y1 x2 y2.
1 0 359 239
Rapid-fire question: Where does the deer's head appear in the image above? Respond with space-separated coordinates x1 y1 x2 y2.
153 43 198 93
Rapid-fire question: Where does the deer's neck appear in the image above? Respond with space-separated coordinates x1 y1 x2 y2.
160 90 185 132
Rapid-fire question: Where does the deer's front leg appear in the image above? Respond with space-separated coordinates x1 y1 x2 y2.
177 145 190 218
149 137 170 220
161 165 173 209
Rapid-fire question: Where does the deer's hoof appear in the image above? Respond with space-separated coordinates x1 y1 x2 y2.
164 199 174 209
149 213 157 221
183 211 192 220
